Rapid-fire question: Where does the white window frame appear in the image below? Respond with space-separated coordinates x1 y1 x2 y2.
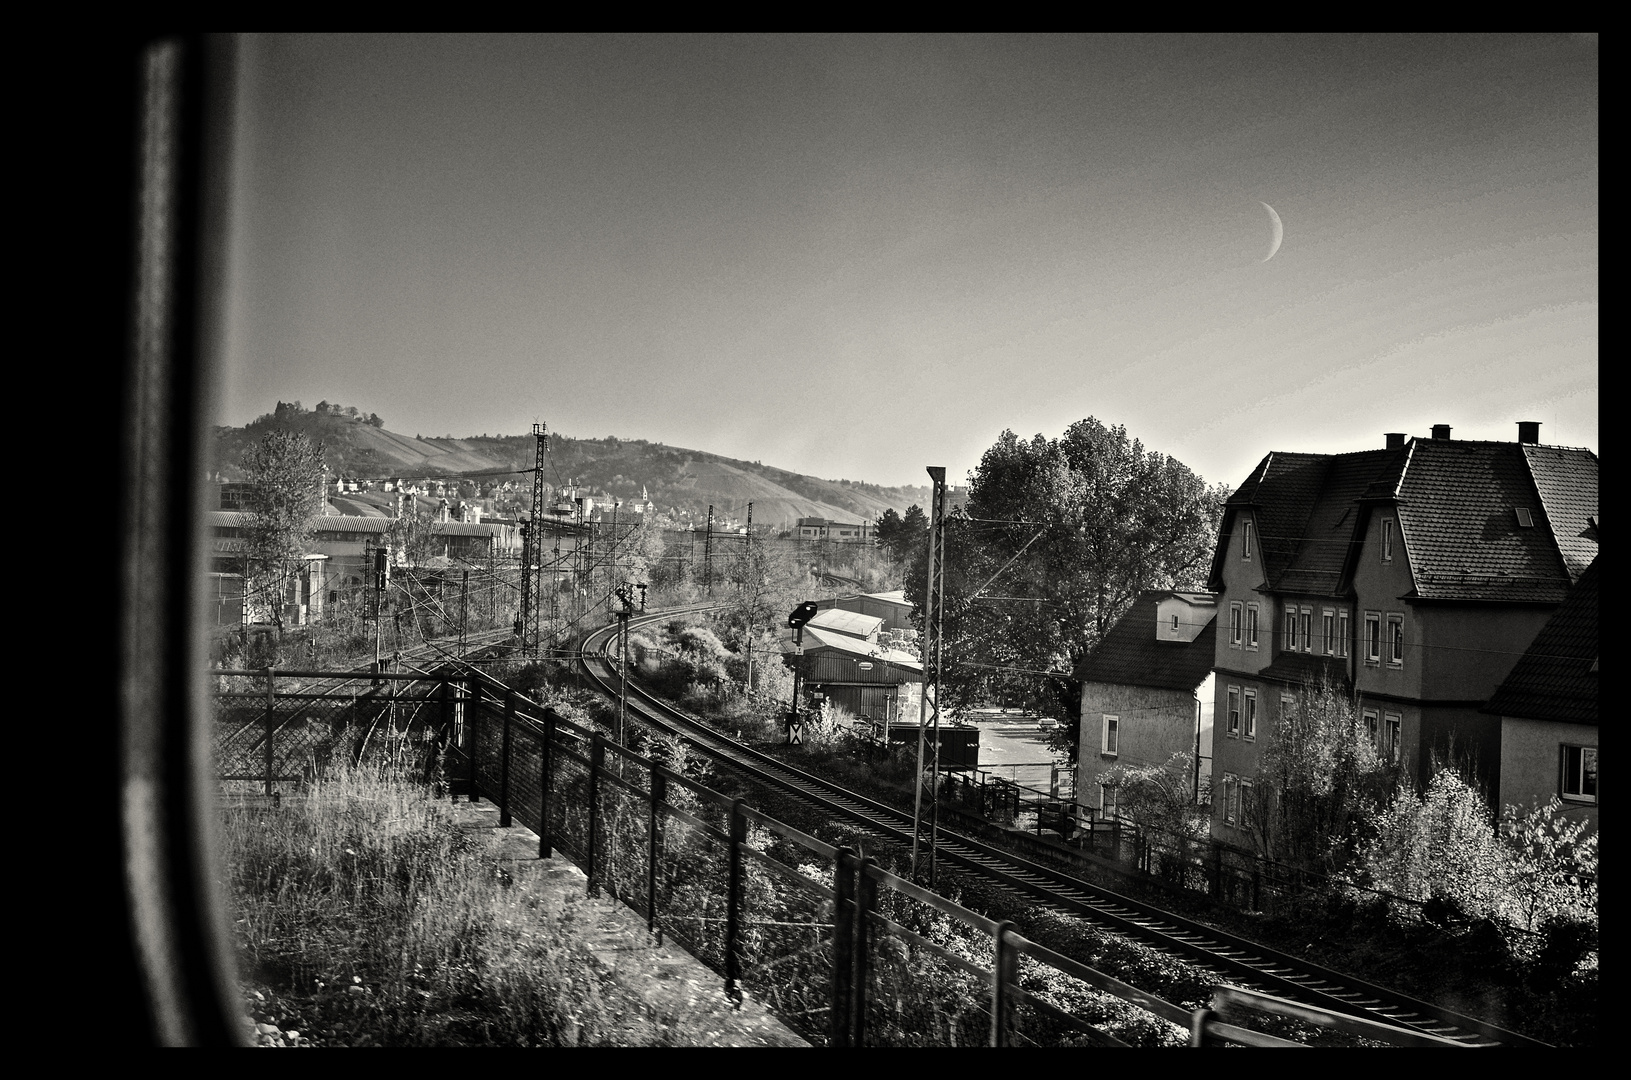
1382 517 1395 561
1246 603 1259 650
1385 713 1401 763
1561 745 1597 803
1227 686 1241 738
1242 519 1253 560
1322 609 1336 655
1171 613 1180 634
1336 610 1350 658
1101 780 1118 816
1221 772 1239 824
1239 779 1255 828
1229 602 1242 648
1363 709 1379 744
1364 612 1382 665
1300 607 1313 653
1285 605 1299 653
1243 690 1257 740
1387 614 1404 667
1101 714 1119 757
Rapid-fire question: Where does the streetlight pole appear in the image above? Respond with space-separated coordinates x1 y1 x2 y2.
912 466 947 884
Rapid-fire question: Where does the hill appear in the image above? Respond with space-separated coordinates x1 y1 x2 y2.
212 402 933 529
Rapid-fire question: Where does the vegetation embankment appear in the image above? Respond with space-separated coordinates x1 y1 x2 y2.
223 740 700 1047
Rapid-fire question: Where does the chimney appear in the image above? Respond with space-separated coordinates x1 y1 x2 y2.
1431 424 1452 440
1517 421 1541 444
1385 432 1406 450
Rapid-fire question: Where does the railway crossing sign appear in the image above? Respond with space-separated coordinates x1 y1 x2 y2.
788 721 802 745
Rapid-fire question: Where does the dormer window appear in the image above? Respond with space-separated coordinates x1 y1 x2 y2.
1382 518 1395 561
1515 508 1535 528
1242 519 1254 560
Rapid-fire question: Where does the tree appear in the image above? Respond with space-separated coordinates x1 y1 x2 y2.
241 429 327 633
1252 676 1401 872
907 419 1226 760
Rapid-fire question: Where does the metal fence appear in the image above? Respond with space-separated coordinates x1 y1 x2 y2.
210 667 1475 1047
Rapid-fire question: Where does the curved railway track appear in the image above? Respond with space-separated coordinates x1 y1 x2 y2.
568 610 1546 1048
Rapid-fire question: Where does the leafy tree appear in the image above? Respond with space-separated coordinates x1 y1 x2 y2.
874 507 902 557
241 429 327 633
907 419 1225 761
1099 752 1209 839
1251 676 1400 872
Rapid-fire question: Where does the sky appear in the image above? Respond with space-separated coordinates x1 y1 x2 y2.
220 34 1598 491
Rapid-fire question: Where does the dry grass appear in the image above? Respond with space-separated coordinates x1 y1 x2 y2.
221 753 688 1046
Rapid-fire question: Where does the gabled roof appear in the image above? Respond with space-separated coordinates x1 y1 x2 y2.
1388 440 1595 602
1074 590 1217 692
794 625 921 668
1485 556 1598 725
1209 438 1596 606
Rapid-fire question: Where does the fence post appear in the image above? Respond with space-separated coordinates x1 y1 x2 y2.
538 709 554 859
647 768 664 936
723 799 747 1006
261 667 277 797
852 856 876 1046
586 734 604 897
467 678 482 803
990 920 1018 1047
831 847 857 1047
499 690 514 828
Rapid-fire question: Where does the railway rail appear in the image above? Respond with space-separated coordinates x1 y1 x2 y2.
564 609 1546 1048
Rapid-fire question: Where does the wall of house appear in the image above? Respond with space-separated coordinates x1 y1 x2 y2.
1215 511 1273 678
1077 681 1199 812
1499 717 1597 832
1416 603 1552 701
1415 703 1499 796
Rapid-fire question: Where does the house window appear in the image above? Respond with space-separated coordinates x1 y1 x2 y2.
1242 520 1254 560
1101 782 1118 816
1227 687 1241 737
1230 602 1242 648
1285 605 1299 652
1299 607 1313 652
1364 612 1382 664
1387 614 1404 667
1385 713 1401 762
1239 779 1255 827
1382 517 1395 561
1363 709 1379 744
1243 691 1258 739
1322 610 1336 655
1171 613 1180 634
1101 715 1119 757
1246 604 1260 650
1336 610 1350 657
1561 745 1598 803
1221 772 1239 824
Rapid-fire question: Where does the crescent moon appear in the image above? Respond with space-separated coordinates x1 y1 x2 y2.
1261 201 1284 262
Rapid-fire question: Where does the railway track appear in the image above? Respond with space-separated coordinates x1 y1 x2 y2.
568 610 1546 1048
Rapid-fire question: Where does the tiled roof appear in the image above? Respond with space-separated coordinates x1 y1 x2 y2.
1394 440 1594 602
1485 557 1597 724
1522 443 1599 580
1255 652 1350 690
1270 449 1396 596
1074 591 1217 692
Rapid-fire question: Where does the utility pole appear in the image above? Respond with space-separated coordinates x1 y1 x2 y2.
518 422 547 658
703 504 714 595
912 466 948 884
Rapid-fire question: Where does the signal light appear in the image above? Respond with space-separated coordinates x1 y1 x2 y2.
787 601 819 628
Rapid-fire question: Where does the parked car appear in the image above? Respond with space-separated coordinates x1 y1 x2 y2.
1037 718 1059 731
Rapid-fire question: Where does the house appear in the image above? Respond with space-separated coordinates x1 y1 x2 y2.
1075 591 1218 819
796 517 873 543
202 510 329 625
784 623 923 728
1485 551 1598 832
1207 422 1597 844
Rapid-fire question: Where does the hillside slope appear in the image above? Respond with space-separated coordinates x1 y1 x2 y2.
213 407 931 529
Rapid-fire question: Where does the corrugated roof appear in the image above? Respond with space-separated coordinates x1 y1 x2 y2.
1485 557 1597 724
796 625 921 667
808 608 883 639
1074 591 1217 692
